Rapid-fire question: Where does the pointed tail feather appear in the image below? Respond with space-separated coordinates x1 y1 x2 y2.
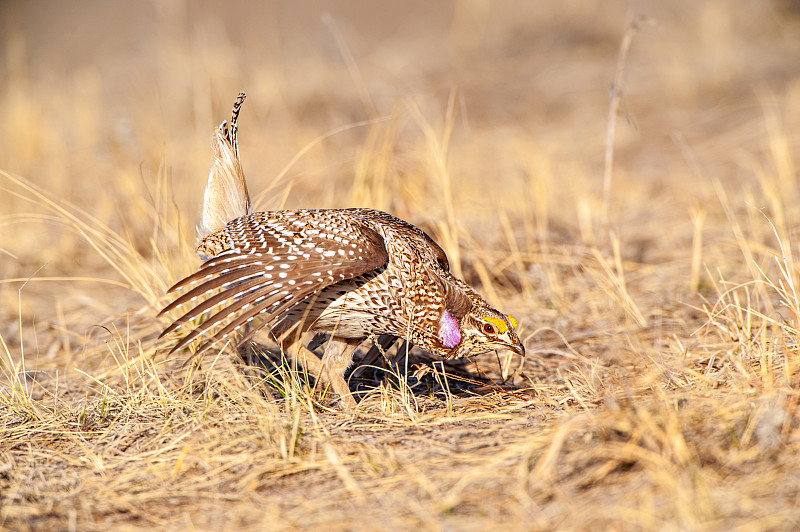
199 91 252 239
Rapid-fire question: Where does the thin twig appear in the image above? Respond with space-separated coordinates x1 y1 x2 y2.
601 16 646 236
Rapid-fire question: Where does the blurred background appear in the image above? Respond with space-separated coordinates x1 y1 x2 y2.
2 0 800 363
0 0 800 531
4 3 800 528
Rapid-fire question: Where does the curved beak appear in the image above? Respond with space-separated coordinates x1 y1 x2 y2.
500 330 525 357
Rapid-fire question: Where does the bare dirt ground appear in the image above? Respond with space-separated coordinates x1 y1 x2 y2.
3 1 800 530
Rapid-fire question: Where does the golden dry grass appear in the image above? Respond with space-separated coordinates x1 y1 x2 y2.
3 1 800 530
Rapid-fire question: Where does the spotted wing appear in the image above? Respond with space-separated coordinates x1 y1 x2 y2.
157 210 388 356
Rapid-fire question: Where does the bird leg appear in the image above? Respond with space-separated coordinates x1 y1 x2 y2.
272 321 359 407
273 320 325 379
321 337 361 408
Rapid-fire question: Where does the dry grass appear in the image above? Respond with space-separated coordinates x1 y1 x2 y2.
3 1 800 530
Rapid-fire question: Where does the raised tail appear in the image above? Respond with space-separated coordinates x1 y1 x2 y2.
198 92 252 242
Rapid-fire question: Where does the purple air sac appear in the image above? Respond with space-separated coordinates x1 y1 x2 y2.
438 309 462 349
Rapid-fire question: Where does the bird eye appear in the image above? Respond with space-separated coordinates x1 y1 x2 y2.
483 323 496 335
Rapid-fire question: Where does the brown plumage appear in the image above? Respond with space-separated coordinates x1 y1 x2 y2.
158 92 525 407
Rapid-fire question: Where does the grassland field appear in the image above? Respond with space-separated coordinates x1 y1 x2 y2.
2 1 800 530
